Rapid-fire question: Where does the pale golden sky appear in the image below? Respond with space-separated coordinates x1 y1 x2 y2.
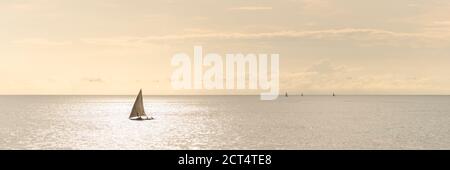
1 0 450 95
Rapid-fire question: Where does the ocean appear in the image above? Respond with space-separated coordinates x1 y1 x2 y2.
0 95 449 149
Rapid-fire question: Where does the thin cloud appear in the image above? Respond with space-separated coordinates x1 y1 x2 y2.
81 28 450 47
82 78 104 83
228 6 273 11
12 38 72 46
282 60 440 94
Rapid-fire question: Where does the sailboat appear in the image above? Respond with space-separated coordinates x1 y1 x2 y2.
333 92 335 96
285 92 288 97
129 89 153 120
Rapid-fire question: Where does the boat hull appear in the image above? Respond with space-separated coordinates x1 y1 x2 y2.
129 117 154 121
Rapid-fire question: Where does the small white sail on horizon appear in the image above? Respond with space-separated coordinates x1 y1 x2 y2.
129 89 153 120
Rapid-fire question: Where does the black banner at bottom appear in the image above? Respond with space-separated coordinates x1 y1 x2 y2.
1 150 447 169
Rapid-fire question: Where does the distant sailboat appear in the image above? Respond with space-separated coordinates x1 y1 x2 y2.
129 89 153 120
285 92 288 97
333 92 335 96
301 93 303 96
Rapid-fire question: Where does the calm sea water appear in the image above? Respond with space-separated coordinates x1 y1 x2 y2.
0 95 449 149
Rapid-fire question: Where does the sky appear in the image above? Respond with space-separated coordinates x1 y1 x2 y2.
1 0 450 95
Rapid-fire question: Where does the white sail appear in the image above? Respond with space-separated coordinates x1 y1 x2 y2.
129 89 148 118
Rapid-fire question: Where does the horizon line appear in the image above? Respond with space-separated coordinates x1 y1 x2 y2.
1 94 449 96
